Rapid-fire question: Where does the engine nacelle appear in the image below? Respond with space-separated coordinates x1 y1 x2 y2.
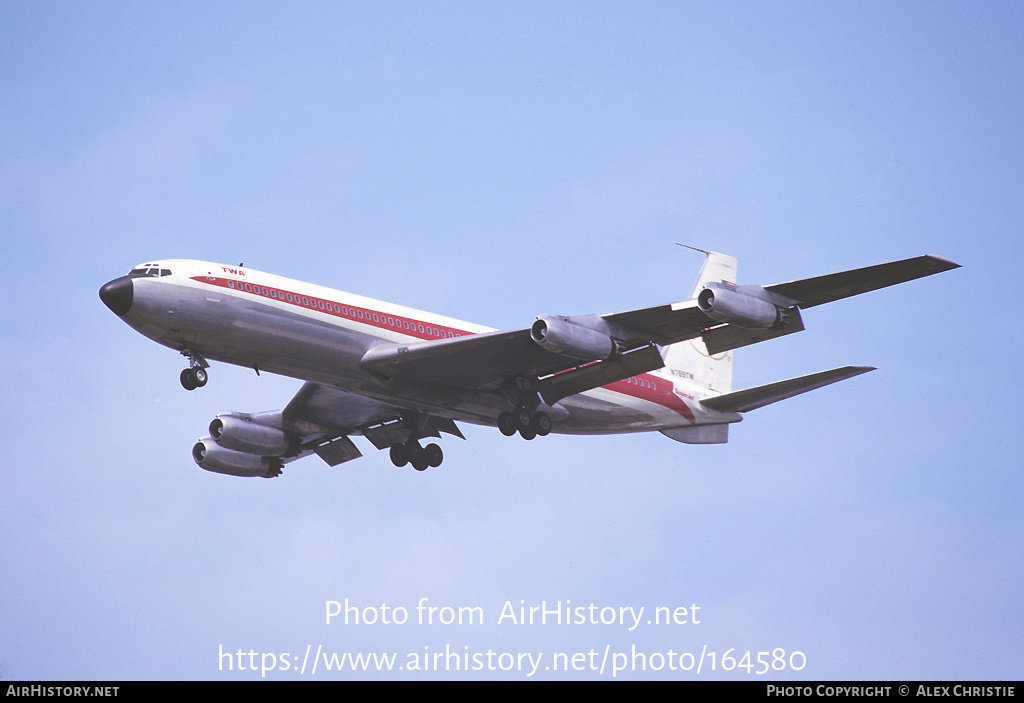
209 415 295 456
192 439 283 478
530 316 615 361
697 286 785 330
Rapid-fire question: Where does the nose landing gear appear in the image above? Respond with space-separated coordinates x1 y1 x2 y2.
180 367 208 390
179 349 210 391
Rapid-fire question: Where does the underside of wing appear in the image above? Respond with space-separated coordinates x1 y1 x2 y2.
600 301 711 346
355 253 959 405
695 254 959 355
765 255 960 308
359 328 571 390
283 381 464 451
193 381 467 477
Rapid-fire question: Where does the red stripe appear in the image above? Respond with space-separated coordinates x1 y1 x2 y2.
605 375 695 423
192 275 695 422
191 276 469 341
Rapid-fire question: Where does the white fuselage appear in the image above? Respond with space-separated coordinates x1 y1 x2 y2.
115 259 724 435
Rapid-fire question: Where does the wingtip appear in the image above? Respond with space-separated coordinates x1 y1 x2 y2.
923 255 961 271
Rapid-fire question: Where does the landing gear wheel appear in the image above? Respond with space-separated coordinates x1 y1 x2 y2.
390 444 410 467
498 412 517 436
180 367 207 390
532 412 551 436
408 442 429 471
519 426 536 441
514 407 533 432
424 443 443 468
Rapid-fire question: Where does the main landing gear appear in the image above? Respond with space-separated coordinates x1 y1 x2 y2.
498 407 552 441
389 440 443 472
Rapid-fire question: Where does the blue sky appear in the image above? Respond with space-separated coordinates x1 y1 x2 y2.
1 1 1021 680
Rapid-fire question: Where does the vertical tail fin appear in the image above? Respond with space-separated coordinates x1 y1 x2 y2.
663 247 737 395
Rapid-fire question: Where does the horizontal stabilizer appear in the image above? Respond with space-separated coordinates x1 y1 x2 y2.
700 366 875 414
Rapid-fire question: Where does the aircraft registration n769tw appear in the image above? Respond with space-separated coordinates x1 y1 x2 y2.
99 249 958 476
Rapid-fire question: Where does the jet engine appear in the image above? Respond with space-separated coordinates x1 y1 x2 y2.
530 316 615 361
208 415 296 456
192 439 283 478
697 286 787 330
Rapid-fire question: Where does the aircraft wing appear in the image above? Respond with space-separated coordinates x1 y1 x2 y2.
359 254 958 397
764 255 960 308
698 254 959 354
218 381 466 470
196 380 470 476
600 301 709 346
213 383 410 470
360 328 576 391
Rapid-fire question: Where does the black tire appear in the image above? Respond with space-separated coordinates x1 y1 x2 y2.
498 412 517 436
425 443 443 468
519 426 536 441
180 368 197 391
192 367 208 387
515 407 533 431
532 412 551 436
408 442 426 470
390 444 409 467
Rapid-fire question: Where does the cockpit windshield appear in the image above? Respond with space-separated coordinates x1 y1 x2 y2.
128 265 172 278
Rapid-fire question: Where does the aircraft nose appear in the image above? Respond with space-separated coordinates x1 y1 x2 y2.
99 276 133 316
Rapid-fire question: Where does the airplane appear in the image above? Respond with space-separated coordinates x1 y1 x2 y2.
99 248 959 477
